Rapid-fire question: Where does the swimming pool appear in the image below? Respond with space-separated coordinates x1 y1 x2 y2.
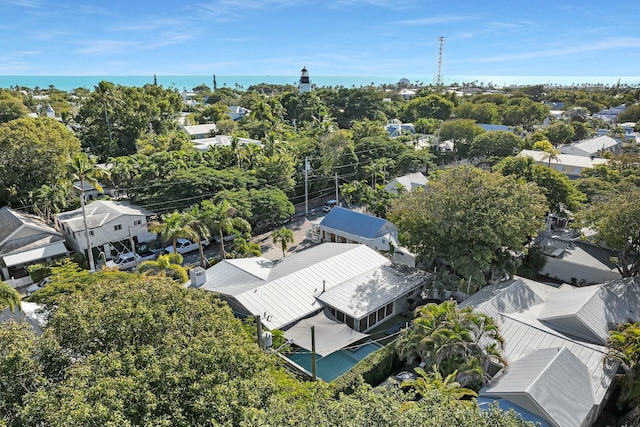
287 341 383 382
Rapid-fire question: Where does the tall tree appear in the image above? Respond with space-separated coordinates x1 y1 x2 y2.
272 227 294 258
197 200 248 259
605 322 640 418
577 190 640 277
67 153 110 272
389 166 547 290
149 211 198 255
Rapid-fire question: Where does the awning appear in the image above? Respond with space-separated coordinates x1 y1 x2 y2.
284 309 368 357
2 241 68 267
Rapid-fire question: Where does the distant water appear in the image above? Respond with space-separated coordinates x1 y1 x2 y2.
1 75 639 92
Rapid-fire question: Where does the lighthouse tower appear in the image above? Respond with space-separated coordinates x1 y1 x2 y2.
299 66 311 93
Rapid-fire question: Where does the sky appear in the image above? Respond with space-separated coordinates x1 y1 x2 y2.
1 0 639 77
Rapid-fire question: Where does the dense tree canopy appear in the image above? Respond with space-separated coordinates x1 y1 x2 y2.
578 190 640 277
0 117 81 207
1 267 533 426
389 166 547 289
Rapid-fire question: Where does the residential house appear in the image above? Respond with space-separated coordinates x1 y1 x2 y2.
384 172 428 194
477 124 513 132
228 105 250 121
54 200 156 263
194 243 429 336
461 276 640 427
0 207 68 286
191 135 263 152
592 105 626 122
73 180 105 201
558 135 621 158
398 88 416 100
518 149 608 179
386 119 415 138
536 231 620 285
316 207 398 252
181 123 217 139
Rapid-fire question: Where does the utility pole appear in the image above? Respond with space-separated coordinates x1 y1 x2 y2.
79 181 95 272
304 157 309 216
311 325 317 381
128 227 139 269
335 172 339 204
256 315 264 349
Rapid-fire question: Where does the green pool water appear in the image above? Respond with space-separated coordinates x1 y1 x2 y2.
287 342 383 382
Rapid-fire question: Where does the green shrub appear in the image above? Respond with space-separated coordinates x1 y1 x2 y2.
331 341 403 394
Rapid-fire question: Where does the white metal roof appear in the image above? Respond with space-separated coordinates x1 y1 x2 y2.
317 265 427 319
2 240 68 267
201 243 417 330
181 123 217 136
519 149 608 169
460 277 618 422
559 135 619 156
480 347 594 427
56 200 153 232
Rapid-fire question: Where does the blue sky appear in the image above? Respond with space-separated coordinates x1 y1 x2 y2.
1 0 639 77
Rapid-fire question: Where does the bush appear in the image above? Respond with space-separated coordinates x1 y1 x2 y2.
331 341 403 394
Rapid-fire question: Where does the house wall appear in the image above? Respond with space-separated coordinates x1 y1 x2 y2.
57 214 155 256
541 258 620 285
318 225 396 252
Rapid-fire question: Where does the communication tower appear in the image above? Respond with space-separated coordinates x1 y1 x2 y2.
436 36 445 87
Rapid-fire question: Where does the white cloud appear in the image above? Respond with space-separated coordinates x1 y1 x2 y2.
1 0 42 8
395 14 474 26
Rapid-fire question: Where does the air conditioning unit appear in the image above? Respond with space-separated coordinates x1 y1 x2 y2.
189 267 206 287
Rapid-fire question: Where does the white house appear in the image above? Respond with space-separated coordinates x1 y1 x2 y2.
386 119 415 138
316 207 398 252
228 105 250 121
191 135 263 152
462 276 640 427
194 243 429 336
559 135 621 158
54 200 156 263
0 207 68 286
384 172 428 194
181 123 217 139
518 149 608 179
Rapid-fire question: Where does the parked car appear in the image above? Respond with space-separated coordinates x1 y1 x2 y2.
164 238 209 255
212 233 236 243
106 252 142 270
25 277 51 296
322 199 338 212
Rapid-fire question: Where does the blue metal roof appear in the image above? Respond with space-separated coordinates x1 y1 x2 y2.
320 207 393 239
478 124 512 132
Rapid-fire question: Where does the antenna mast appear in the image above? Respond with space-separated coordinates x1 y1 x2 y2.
436 36 445 87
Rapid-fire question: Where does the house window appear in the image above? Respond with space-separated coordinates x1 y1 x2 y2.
90 231 94 236
134 220 142 226
382 239 386 244
329 307 336 317
346 316 355 329
337 311 345 322
114 224 122 231
377 307 386 320
385 302 393 317
368 312 377 327
359 317 368 331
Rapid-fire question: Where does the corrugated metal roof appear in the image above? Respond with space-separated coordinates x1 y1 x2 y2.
0 206 59 247
201 243 417 330
56 200 153 232
519 149 608 169
461 276 617 422
384 172 428 193
317 265 427 319
480 347 594 427
319 207 396 239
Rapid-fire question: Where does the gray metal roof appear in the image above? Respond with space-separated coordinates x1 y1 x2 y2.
201 243 413 330
317 264 428 319
538 277 640 345
384 172 428 193
461 277 618 421
480 347 594 427
56 200 153 232
319 207 397 239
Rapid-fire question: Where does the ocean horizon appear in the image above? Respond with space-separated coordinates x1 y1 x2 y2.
1 75 640 92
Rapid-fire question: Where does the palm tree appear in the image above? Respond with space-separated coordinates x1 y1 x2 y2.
0 281 21 313
138 254 188 283
67 153 111 271
184 212 211 268
401 365 477 403
605 322 640 415
396 300 505 390
542 148 561 167
232 237 262 258
272 227 294 258
28 183 67 224
149 211 197 255
197 200 248 260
